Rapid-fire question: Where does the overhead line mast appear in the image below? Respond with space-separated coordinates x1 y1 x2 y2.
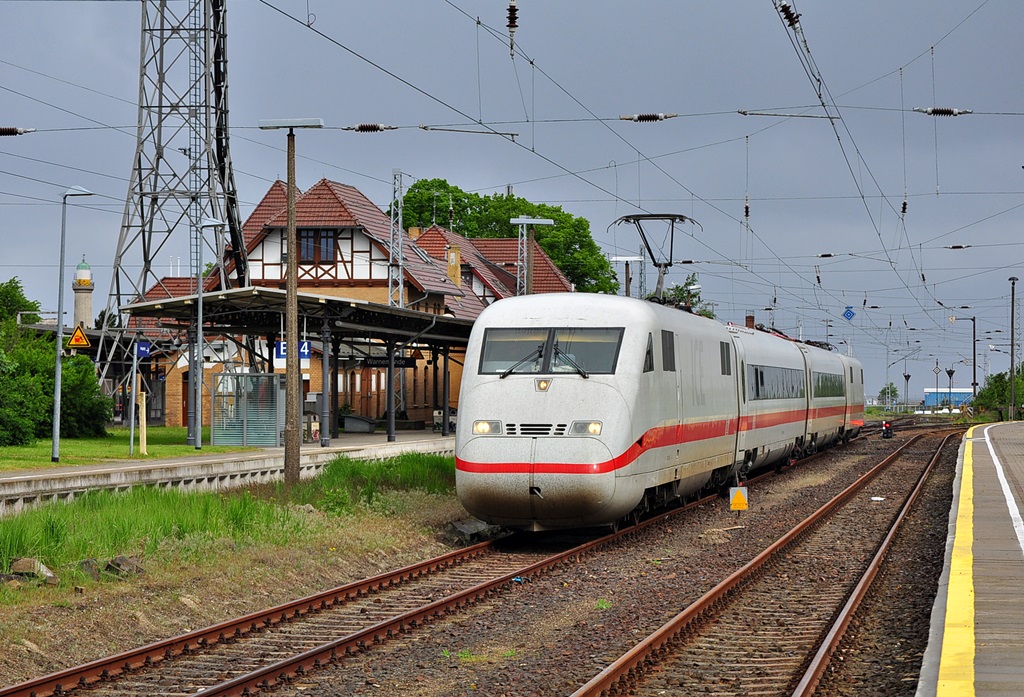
97 0 246 385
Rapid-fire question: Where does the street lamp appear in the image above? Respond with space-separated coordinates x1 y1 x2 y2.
52 186 94 462
1011 277 1018 420
192 218 225 450
259 118 323 485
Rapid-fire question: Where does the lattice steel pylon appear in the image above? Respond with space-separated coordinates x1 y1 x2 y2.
97 0 246 384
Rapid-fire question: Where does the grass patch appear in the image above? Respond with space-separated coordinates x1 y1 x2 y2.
252 452 456 515
0 487 311 580
0 452 459 590
0 426 254 471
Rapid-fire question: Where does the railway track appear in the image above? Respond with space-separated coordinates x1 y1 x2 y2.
3 431 943 696
1 538 549 696
1 497 718 696
570 431 957 696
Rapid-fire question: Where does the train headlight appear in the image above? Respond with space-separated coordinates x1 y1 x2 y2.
535 378 551 392
569 420 602 436
472 420 502 435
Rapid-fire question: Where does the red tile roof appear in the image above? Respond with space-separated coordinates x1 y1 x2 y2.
127 277 198 332
469 238 574 294
414 225 515 300
242 180 290 249
252 179 460 298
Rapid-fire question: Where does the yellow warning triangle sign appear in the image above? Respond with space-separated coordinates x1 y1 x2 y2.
729 487 748 511
67 325 91 348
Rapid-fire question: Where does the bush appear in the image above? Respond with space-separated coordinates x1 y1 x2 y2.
0 351 45 446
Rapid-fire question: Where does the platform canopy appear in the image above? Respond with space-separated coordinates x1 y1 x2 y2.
120 286 474 346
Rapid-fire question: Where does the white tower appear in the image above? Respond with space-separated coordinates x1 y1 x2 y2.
72 256 94 329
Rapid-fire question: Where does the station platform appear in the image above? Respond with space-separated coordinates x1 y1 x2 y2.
918 422 1024 696
0 430 455 517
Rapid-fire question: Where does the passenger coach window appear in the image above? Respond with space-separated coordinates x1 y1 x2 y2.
643 334 655 373
661 331 675 372
720 341 732 376
748 364 806 400
479 327 624 375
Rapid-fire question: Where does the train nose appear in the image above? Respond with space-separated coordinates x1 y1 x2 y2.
456 436 619 528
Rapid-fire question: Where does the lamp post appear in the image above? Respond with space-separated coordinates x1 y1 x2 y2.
259 118 323 484
970 316 977 400
193 218 226 450
52 186 94 462
1011 277 1018 420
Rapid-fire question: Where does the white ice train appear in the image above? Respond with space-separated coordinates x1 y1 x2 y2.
455 293 865 531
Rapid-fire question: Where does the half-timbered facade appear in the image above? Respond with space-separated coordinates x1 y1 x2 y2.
133 179 573 433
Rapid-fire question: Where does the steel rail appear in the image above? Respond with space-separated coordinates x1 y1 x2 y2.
569 432 937 697
176 495 719 696
791 430 961 695
0 539 497 697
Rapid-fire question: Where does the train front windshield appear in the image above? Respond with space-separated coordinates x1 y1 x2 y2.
478 327 624 375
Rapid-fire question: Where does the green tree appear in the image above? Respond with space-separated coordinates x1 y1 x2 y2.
660 273 716 318
0 277 40 324
0 278 113 444
974 370 1021 418
0 346 44 446
401 179 618 293
59 354 112 437
878 382 900 406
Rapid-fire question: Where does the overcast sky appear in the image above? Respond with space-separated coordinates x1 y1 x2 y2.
3 0 1022 401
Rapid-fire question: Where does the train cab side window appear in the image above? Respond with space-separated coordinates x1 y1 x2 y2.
720 341 731 376
643 333 655 373
661 330 675 372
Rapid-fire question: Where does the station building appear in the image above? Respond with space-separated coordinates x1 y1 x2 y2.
125 179 573 433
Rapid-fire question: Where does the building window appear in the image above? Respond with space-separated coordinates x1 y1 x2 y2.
298 229 337 264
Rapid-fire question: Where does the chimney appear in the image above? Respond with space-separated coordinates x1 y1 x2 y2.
446 245 461 287
408 226 423 240
745 312 755 329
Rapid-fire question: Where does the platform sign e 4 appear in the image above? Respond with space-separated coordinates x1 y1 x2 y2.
275 340 312 359
729 486 748 511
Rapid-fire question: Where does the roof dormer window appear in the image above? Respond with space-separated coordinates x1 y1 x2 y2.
299 229 337 264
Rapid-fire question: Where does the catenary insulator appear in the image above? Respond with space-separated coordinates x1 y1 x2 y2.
507 1 518 57
913 107 973 117
778 1 800 28
619 113 678 122
0 127 35 136
350 123 396 132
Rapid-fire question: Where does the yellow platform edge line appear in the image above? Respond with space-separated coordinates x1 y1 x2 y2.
937 425 977 695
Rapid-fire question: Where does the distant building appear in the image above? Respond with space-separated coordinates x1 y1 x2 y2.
922 387 973 409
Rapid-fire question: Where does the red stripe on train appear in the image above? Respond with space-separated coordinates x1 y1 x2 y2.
459 407 808 475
